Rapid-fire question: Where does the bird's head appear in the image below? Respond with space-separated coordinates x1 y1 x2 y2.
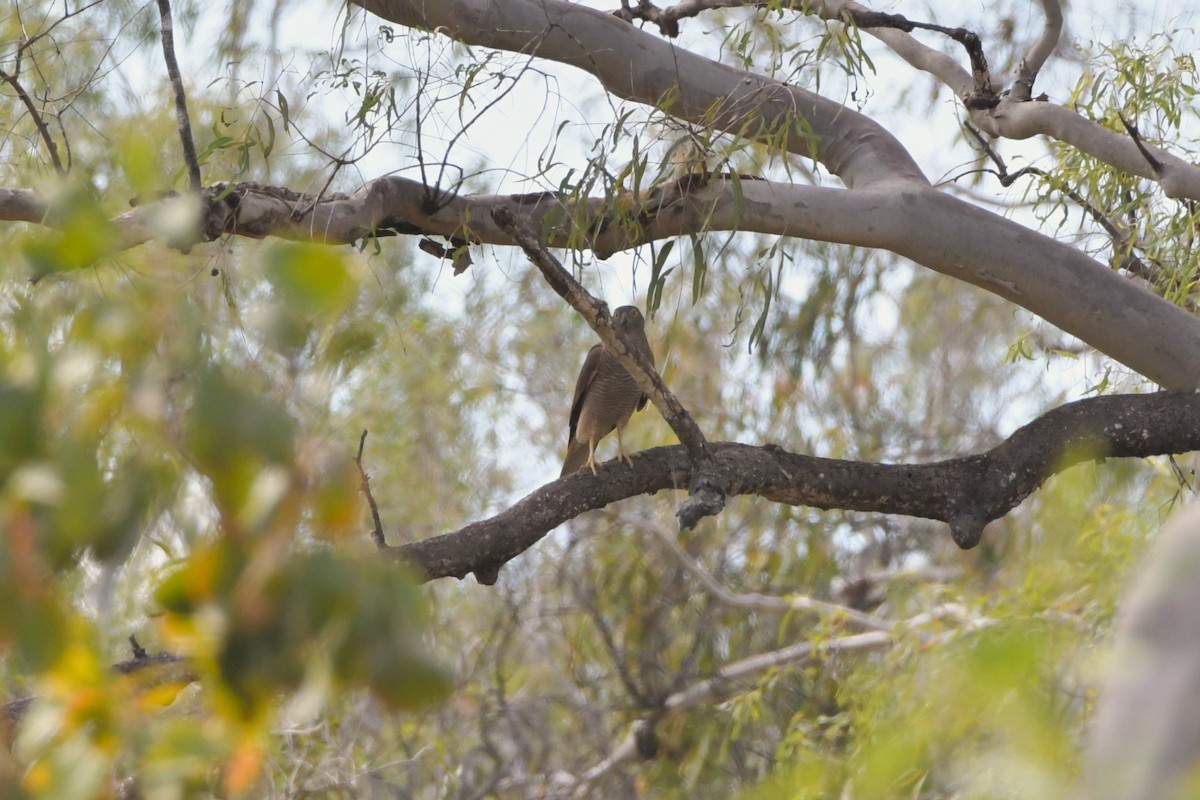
612 305 645 333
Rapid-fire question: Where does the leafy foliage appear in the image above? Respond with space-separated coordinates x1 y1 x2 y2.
0 1 1196 798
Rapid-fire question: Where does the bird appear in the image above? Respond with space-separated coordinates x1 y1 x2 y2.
561 306 655 477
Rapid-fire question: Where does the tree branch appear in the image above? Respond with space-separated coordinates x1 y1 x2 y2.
823 5 995 106
343 0 1200 384
620 0 978 97
963 124 1159 283
1011 0 1063 102
566 599 989 794
391 390 1200 582
156 0 202 191
0 68 65 174
491 205 726 527
4 646 191 724
8 174 1200 386
354 429 387 549
1078 502 1200 800
351 0 927 189
626 0 1200 200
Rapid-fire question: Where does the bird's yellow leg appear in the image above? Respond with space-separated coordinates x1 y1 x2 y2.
586 438 599 475
615 425 635 467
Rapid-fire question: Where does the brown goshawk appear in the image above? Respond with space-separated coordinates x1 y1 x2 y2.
561 306 655 476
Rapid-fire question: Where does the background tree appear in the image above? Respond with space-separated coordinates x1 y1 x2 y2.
0 0 1198 797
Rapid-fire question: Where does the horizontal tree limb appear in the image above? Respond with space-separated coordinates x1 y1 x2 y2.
6 173 1200 387
393 390 1200 582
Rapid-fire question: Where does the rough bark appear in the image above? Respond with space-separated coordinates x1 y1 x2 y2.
393 390 1200 583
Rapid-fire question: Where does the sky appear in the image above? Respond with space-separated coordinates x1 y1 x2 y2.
165 0 1197 428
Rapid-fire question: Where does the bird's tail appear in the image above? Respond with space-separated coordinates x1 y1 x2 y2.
561 440 590 477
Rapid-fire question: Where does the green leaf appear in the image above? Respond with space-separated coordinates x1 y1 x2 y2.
262 242 359 319
276 89 291 132
183 368 297 515
22 186 119 275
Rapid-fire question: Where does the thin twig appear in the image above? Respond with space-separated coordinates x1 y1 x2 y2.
569 628 896 795
354 429 387 549
634 515 893 632
963 123 1160 282
0 68 64 173
619 1 996 104
156 0 202 191
128 634 148 660
1118 113 1164 176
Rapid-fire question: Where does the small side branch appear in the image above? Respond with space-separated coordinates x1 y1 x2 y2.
156 0 202 191
492 207 710 467
1011 0 1063 101
1118 113 1164 177
963 124 1157 282
636 515 892 631
626 0 995 105
354 429 387 549
0 68 65 174
612 0 681 37
836 8 995 105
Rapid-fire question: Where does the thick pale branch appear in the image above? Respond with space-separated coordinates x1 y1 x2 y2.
206 176 1200 390
645 0 1200 200
1011 0 1062 101
1078 503 1200 800
817 0 1200 200
355 0 926 188
975 101 1200 202
8 174 1200 386
341 0 1200 381
392 391 1200 582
